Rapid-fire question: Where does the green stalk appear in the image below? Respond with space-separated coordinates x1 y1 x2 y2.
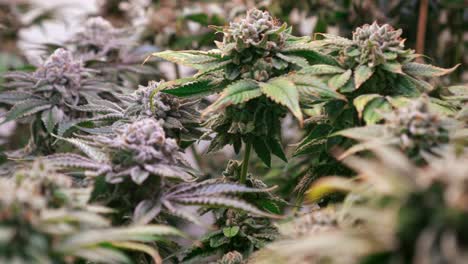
239 141 252 184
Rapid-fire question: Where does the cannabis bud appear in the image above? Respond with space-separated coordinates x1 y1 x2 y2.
218 251 244 264
71 16 132 59
386 98 449 155
220 8 285 63
34 48 84 97
124 81 201 139
95 118 191 184
352 22 405 66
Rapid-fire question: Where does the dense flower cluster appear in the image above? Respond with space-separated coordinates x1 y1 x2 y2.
123 81 201 139
224 8 285 53
351 22 405 66
95 118 190 184
70 16 134 59
386 98 449 155
33 48 84 100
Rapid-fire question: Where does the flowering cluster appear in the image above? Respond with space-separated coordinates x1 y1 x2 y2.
386 98 449 155
94 118 190 184
224 9 285 54
352 22 405 66
71 16 133 59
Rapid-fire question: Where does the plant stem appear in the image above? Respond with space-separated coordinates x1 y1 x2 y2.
239 141 252 184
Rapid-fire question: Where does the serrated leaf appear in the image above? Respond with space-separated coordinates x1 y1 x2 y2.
294 124 333 156
3 99 51 123
204 79 261 115
259 77 303 124
167 181 274 198
162 79 222 97
299 64 345 75
252 137 271 167
381 62 403 74
54 135 109 163
328 69 352 90
275 53 309 68
354 65 374 89
172 196 281 219
282 50 339 66
353 94 382 119
150 50 226 70
403 74 433 92
402 63 460 77
0 91 34 104
266 137 287 162
44 153 103 170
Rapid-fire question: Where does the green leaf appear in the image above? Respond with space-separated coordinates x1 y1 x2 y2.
402 63 460 77
353 94 382 119
293 75 347 101
362 97 391 124
328 69 352 90
150 50 226 70
204 79 261 114
2 99 51 123
210 236 229 248
283 50 339 66
299 64 345 75
259 77 303 124
54 135 109 163
252 137 271 167
162 79 223 97
223 226 240 238
258 199 281 214
266 137 287 162
354 65 374 89
381 62 403 74
403 75 433 92
294 124 333 156
275 53 309 68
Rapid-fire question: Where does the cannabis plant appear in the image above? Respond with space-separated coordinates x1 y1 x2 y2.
0 159 184 264
292 21 459 197
47 118 277 226
335 95 467 163
150 8 336 174
253 147 468 264
0 48 115 155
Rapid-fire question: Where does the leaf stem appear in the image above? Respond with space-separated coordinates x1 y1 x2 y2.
240 141 252 184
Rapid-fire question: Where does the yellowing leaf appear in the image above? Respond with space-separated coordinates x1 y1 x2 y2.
305 177 356 203
260 77 303 124
354 64 374 89
353 94 381 119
